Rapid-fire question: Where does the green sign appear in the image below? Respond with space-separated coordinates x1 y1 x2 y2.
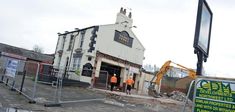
193 78 235 112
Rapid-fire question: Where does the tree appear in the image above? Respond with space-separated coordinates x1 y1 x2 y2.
33 45 44 53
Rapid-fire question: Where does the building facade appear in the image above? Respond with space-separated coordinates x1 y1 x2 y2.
53 8 145 90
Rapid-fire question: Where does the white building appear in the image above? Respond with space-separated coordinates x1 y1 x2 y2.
53 8 145 90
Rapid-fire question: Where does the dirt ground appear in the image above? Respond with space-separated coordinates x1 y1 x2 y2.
0 82 156 112
0 74 192 112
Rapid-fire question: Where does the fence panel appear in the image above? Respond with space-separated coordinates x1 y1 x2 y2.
0 56 36 102
13 61 40 102
0 55 59 103
58 69 105 103
33 64 60 103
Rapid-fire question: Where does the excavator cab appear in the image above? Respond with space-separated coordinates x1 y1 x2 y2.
148 60 196 97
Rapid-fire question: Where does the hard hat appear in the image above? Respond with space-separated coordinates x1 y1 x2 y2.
114 74 116 76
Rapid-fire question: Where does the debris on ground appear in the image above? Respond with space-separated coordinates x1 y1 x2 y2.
168 91 186 101
164 91 193 106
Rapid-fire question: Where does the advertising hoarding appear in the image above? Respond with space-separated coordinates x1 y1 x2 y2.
193 77 235 112
5 59 18 78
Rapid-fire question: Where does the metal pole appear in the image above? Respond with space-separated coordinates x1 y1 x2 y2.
182 80 195 112
31 62 40 103
20 70 26 93
0 75 3 83
1 66 6 83
20 62 27 93
58 77 63 103
196 50 203 75
55 69 63 104
11 80 15 91
106 71 109 89
6 78 9 86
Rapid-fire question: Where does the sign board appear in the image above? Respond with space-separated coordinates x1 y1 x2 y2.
193 77 235 112
193 0 213 57
129 67 139 74
114 30 133 48
5 59 18 78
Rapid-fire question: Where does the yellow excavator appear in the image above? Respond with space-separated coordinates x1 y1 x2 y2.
148 60 197 97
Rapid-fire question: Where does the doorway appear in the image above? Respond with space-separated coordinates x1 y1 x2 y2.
100 62 121 87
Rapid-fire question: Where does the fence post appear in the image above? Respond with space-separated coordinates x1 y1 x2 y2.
56 76 63 105
6 78 9 86
182 80 195 112
106 71 109 90
19 70 26 94
0 75 3 83
10 80 15 91
29 62 40 103
0 68 6 83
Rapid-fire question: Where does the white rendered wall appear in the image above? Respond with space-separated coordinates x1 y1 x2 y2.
95 24 145 66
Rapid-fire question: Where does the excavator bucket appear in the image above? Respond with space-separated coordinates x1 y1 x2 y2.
148 83 161 98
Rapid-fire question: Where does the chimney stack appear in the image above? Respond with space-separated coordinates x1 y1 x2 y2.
116 7 133 27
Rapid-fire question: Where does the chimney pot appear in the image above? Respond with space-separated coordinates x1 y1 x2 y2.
128 12 132 18
123 9 126 15
120 7 123 13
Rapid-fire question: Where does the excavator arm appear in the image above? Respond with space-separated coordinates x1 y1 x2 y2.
148 60 196 97
151 60 172 85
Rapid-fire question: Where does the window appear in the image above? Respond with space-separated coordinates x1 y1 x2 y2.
72 57 81 70
80 31 85 48
81 63 93 77
68 35 74 51
62 36 66 50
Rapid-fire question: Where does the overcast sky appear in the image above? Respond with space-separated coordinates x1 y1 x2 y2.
1 0 235 78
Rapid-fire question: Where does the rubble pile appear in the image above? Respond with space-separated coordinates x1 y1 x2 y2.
168 91 187 102
164 91 193 106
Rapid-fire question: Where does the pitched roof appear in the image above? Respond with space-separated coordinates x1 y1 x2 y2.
0 43 53 63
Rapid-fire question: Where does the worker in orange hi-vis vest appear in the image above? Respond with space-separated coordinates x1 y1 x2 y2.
126 76 134 95
110 74 117 91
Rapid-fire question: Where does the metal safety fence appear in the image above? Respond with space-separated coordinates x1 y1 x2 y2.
0 57 38 103
0 55 130 108
44 69 107 106
0 54 59 103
